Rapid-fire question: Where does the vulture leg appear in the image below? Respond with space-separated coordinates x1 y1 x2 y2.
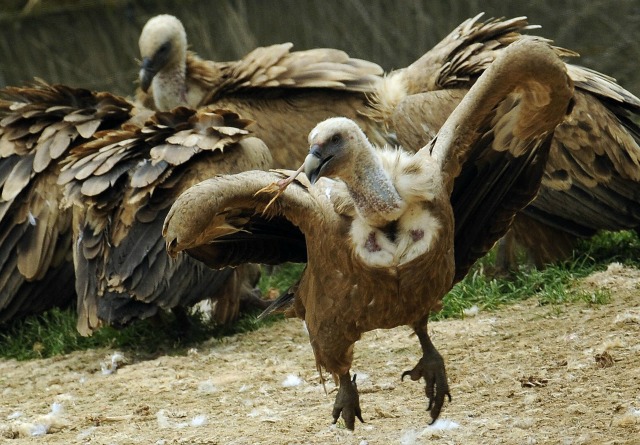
401 322 451 423
238 287 271 313
332 372 364 430
494 231 517 276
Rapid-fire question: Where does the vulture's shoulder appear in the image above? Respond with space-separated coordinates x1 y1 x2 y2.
548 66 640 188
522 64 640 236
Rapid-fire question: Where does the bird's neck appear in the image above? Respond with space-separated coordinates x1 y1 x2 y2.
347 148 404 225
152 60 188 111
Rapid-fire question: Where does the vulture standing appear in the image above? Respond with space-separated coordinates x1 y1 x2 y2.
163 39 574 428
137 14 390 167
0 81 134 323
0 80 271 333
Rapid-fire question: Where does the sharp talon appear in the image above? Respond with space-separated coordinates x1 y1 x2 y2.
401 336 451 424
332 373 364 430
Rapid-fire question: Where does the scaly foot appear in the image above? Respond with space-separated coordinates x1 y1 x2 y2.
332 373 364 430
402 327 451 423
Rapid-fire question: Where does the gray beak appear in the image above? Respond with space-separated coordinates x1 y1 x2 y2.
304 144 323 184
139 57 156 92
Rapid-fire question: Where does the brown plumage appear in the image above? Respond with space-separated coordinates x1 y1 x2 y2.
0 79 271 333
137 14 388 167
59 107 272 335
509 65 640 267
0 80 134 324
367 13 640 270
163 39 574 429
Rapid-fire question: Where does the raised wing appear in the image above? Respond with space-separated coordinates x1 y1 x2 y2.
163 170 336 269
403 38 574 282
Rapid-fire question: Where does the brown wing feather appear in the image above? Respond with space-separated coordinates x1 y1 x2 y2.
163 169 332 267
0 80 132 324
61 107 273 334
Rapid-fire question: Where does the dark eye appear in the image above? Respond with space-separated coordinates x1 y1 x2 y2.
158 41 171 54
330 134 341 144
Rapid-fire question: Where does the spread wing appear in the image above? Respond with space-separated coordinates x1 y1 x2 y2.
0 80 133 323
400 38 574 282
163 170 342 270
60 107 272 334
200 43 383 103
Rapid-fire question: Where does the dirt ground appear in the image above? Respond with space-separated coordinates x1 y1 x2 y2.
1 263 639 445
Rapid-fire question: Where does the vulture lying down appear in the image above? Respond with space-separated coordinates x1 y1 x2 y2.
164 38 573 428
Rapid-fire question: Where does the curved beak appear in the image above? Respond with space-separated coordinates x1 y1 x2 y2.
303 144 323 184
139 57 156 92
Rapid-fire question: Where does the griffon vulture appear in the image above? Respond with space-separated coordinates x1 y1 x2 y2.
0 81 134 324
0 79 271 333
163 39 574 428
137 13 390 167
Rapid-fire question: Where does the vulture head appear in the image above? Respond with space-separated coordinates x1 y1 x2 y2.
304 117 367 184
138 14 187 93
303 117 403 224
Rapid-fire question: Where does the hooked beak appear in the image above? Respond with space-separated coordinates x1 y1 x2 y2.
139 57 156 92
304 144 330 185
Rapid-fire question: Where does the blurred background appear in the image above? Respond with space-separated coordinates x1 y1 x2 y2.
1 0 639 97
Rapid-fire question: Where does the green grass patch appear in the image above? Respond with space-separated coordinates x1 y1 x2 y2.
434 229 635 320
0 304 280 361
257 263 306 295
0 230 636 361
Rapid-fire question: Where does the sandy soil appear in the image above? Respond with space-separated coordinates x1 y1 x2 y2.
1 263 639 445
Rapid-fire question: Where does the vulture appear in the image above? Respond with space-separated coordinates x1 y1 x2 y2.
163 38 574 429
137 14 391 167
0 80 271 333
0 81 134 324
